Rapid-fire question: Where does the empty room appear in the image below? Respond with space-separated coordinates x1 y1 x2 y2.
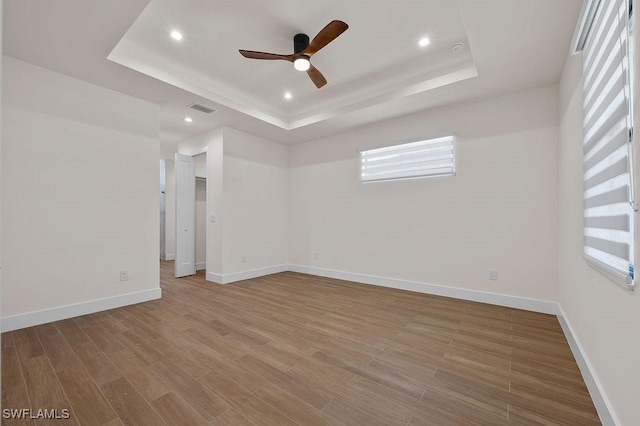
1 0 638 425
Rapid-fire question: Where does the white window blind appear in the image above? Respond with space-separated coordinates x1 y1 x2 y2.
582 0 635 287
361 136 455 183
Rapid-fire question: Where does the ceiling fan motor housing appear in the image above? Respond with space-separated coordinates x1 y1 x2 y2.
294 33 310 53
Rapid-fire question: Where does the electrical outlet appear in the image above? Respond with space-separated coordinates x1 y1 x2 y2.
120 271 129 281
314 253 319 260
241 255 247 263
489 269 498 281
210 215 216 223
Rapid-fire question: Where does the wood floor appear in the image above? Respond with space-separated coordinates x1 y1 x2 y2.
2 261 600 425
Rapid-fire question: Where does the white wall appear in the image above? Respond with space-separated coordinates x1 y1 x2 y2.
557 21 640 426
178 126 288 281
289 85 560 303
222 127 288 275
1 57 161 329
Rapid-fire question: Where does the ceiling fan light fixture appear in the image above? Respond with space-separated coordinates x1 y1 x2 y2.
239 20 348 88
294 56 311 72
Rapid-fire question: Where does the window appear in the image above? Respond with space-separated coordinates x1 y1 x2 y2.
580 0 635 288
360 136 455 183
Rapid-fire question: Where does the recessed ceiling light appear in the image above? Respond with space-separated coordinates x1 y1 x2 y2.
284 92 293 100
170 30 183 41
418 37 430 47
184 117 193 123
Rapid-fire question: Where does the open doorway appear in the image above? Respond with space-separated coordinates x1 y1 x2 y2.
174 151 207 278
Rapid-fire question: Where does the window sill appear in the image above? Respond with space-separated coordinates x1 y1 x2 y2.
583 255 635 291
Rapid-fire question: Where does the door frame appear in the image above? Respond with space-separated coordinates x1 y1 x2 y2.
175 148 209 278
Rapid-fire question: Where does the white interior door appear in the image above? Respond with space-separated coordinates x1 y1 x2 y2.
175 153 196 277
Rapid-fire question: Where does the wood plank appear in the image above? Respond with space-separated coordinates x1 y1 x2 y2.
149 359 229 420
99 377 167 426
38 336 81 372
32 323 61 340
12 328 45 360
2 346 25 389
198 370 298 426
235 354 333 410
1 332 15 349
348 375 503 425
254 382 343 426
54 319 90 347
106 350 171 401
323 398 404 426
147 338 211 378
56 365 117 426
210 408 254 426
21 355 66 408
428 369 509 418
72 315 98 329
90 312 130 335
186 344 265 392
115 330 164 365
81 324 126 355
507 405 565 426
1 349 33 426
35 400 79 426
72 341 122 386
149 392 208 426
312 349 425 398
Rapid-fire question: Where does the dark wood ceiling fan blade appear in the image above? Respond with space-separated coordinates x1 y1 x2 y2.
307 65 327 88
239 50 294 61
304 20 348 56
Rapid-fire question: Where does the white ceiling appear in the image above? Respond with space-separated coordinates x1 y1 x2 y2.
3 0 583 147
108 0 476 130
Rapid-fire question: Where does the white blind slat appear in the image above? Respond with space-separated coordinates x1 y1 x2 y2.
584 214 630 231
584 123 628 170
584 156 629 189
361 136 454 183
584 185 629 209
363 150 453 169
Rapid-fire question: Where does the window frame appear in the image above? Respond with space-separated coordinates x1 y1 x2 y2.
579 0 636 290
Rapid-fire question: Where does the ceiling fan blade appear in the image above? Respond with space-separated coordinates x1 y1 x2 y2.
304 20 348 56
239 50 293 61
307 65 327 88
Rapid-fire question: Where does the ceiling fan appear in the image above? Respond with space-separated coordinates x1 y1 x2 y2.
239 20 349 89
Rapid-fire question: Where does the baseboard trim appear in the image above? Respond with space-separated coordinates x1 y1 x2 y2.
557 306 617 426
207 264 289 285
287 264 559 315
1 288 162 332
207 271 223 284
165 254 175 261
195 262 206 271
